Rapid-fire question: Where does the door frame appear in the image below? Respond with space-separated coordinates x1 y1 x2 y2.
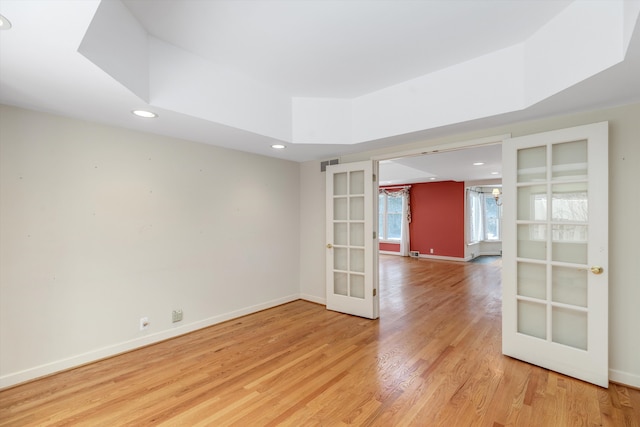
371 134 511 165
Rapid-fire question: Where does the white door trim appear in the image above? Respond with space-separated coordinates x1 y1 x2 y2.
371 134 511 162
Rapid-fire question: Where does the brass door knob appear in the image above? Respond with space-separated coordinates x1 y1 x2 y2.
590 266 603 275
326 243 333 249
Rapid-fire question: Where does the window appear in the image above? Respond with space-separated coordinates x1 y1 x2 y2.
484 196 501 241
379 192 404 241
467 188 502 243
467 190 483 243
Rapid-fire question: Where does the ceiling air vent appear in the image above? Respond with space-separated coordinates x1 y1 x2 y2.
320 159 340 172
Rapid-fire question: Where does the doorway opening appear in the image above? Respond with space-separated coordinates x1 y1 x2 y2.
376 139 504 264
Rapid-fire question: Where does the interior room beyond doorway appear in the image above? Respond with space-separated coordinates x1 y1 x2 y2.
378 142 503 262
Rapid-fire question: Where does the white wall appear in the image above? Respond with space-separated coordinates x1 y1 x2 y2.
0 105 301 387
298 160 327 305
299 103 640 388
479 241 502 256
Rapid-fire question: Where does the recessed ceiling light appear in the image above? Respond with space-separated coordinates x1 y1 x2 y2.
473 162 485 166
0 14 12 30
271 144 286 149
429 177 437 180
132 110 158 118
491 171 499 175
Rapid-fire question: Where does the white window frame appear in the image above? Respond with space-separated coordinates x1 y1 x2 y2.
467 189 484 244
467 188 503 244
378 192 403 242
483 193 502 242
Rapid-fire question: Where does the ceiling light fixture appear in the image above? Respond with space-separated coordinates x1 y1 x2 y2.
271 144 286 149
132 110 158 118
491 171 499 175
0 14 12 30
473 162 485 166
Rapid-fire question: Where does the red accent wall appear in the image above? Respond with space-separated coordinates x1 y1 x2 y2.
379 242 400 252
409 181 465 258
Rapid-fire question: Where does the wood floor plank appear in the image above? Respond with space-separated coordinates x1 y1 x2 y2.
1 255 639 426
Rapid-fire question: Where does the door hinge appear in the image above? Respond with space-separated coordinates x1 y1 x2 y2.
373 231 377 239
373 288 377 297
373 173 377 181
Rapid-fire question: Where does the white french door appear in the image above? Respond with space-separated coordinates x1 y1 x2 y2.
325 161 379 319
502 122 609 387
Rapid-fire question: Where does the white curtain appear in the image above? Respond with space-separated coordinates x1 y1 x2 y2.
467 188 483 244
380 187 411 256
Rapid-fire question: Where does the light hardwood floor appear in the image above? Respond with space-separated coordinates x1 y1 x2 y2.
1 255 639 426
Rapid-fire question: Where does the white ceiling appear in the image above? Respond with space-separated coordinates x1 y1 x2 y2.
380 144 502 185
1 0 639 175
122 0 572 98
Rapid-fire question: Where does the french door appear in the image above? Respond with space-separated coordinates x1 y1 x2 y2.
502 122 609 387
325 161 378 319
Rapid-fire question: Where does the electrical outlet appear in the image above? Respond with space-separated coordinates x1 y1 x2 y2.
430 248 434 254
139 317 149 331
172 309 183 323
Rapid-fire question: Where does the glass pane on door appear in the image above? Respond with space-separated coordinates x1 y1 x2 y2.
518 300 546 339
334 273 348 296
552 266 587 307
552 307 587 350
334 248 347 271
334 198 347 220
517 185 547 221
334 172 348 195
350 223 364 247
334 223 348 246
517 262 546 300
552 183 588 222
552 226 588 264
518 146 546 182
517 224 546 260
350 197 364 220
351 274 365 299
552 140 587 180
350 171 365 194
350 248 365 273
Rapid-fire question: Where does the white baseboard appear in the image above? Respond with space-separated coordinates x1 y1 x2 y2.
418 254 467 262
379 250 401 255
0 294 300 389
299 294 326 305
609 368 640 389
